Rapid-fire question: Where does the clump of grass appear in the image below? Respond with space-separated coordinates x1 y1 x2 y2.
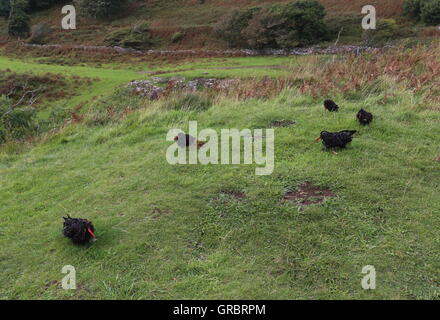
296 43 440 103
0 95 37 144
84 87 144 126
165 92 213 111
217 43 440 105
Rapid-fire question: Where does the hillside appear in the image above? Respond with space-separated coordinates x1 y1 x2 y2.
0 0 439 301
1 0 431 50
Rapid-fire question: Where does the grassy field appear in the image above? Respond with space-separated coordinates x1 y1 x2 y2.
0 43 439 299
0 55 295 119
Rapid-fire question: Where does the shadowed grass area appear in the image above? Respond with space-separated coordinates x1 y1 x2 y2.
0 86 439 299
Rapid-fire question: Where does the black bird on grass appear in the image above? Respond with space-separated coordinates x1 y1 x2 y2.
315 130 357 149
324 99 339 112
357 108 373 125
63 215 96 245
174 132 206 149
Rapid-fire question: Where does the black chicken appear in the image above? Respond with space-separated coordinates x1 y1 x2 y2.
315 130 357 149
324 99 339 112
174 133 205 149
63 215 96 245
357 108 373 125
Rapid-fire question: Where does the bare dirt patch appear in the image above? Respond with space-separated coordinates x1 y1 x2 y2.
283 182 336 205
435 155 440 162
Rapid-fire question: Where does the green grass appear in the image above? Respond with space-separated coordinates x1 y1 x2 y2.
0 55 298 121
0 56 145 114
102 56 297 77
1 84 439 299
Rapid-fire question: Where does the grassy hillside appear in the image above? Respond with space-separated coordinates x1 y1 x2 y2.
0 0 438 300
0 43 439 299
1 86 439 299
1 0 426 49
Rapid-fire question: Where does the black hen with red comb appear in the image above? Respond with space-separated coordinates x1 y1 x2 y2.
357 108 373 125
324 100 339 112
63 215 96 245
317 130 357 149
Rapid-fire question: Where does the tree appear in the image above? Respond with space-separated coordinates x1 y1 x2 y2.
403 0 422 19
0 95 36 144
104 22 154 50
27 0 65 11
404 0 440 25
282 0 327 46
8 0 31 37
213 8 256 47
216 0 327 49
75 0 128 19
0 0 11 17
421 0 440 25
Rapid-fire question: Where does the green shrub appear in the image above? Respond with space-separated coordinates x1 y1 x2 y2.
0 123 5 143
0 96 36 143
1 0 65 15
8 7 30 37
325 14 364 43
104 22 154 50
214 0 327 48
85 88 143 126
362 19 399 45
240 1 327 48
421 0 440 25
27 0 65 11
404 0 440 25
75 0 128 19
28 23 52 44
404 0 422 19
241 8 280 49
0 0 11 17
282 0 327 46
171 31 184 43
104 28 131 46
213 8 256 47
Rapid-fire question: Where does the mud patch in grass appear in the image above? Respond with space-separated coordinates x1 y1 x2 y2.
220 190 246 200
283 182 336 205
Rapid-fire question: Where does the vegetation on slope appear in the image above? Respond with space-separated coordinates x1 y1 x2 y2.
0 0 438 49
0 43 439 299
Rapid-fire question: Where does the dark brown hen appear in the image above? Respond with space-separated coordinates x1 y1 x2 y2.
324 99 339 112
174 132 206 149
357 108 373 125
